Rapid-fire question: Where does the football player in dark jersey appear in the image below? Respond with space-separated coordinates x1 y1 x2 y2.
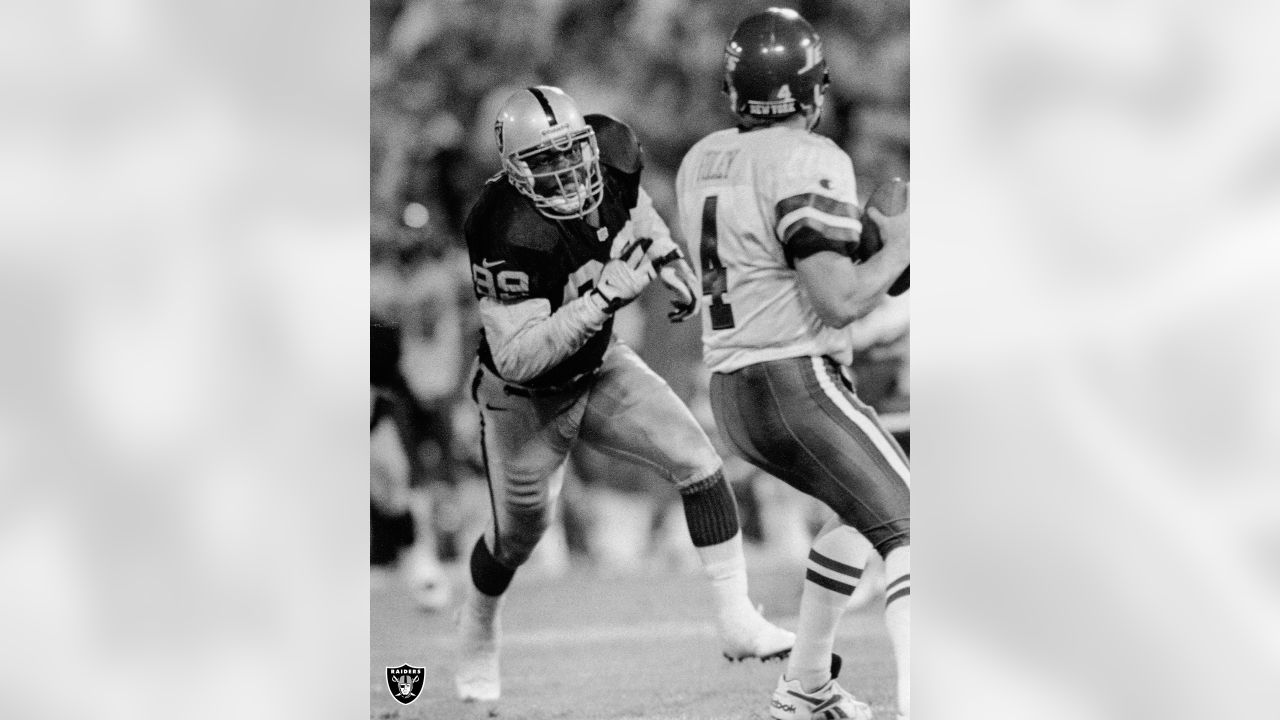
453 85 794 702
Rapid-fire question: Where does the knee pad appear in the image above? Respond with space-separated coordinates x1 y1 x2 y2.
662 425 723 492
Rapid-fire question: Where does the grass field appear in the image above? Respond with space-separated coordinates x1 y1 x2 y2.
371 559 897 719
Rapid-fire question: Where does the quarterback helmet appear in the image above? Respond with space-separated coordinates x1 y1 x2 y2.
724 8 829 128
493 86 603 219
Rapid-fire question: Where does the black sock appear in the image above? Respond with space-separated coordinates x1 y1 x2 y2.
469 536 516 597
680 470 741 548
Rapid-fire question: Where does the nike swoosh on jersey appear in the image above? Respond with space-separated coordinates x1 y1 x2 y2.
481 258 505 268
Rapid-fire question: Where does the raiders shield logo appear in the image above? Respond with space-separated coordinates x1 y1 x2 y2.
385 664 425 705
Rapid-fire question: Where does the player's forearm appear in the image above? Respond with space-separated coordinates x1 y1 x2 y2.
828 260 906 326
844 246 909 317
801 245 909 328
482 295 611 384
847 292 909 351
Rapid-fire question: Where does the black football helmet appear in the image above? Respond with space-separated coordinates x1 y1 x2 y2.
723 7 829 127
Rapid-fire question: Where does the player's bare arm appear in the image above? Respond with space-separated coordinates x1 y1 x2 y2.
795 205 910 328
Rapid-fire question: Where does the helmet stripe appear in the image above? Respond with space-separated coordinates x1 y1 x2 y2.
527 87 558 126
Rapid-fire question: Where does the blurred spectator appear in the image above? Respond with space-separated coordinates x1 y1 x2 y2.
370 224 477 609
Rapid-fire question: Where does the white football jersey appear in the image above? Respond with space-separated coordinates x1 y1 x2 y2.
675 126 863 373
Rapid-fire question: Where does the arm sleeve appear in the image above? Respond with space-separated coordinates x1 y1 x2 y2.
631 186 683 262
479 293 611 384
772 142 864 263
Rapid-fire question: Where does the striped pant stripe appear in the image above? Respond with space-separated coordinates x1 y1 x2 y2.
477 407 502 556
809 357 910 485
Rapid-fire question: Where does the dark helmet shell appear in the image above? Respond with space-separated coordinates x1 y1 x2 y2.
724 8 829 121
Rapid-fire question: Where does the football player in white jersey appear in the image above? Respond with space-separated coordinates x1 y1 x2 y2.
675 9 911 720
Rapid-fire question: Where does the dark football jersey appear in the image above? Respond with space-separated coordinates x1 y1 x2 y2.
464 116 645 389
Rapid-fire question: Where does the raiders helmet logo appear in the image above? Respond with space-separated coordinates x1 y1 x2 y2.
385 664 425 705
493 119 504 151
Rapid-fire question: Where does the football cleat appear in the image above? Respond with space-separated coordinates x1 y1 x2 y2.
719 605 796 662
770 673 873 720
454 596 501 701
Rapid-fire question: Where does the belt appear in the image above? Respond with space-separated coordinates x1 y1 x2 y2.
501 371 596 398
475 358 597 399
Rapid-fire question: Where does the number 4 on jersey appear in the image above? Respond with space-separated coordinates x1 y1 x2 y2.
699 195 736 330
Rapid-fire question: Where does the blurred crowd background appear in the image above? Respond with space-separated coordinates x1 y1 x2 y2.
369 0 910 607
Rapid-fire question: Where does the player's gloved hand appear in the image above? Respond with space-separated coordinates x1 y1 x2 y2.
591 237 656 313
653 250 699 322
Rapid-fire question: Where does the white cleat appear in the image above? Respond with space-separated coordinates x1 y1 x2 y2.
719 605 796 662
770 674 873 720
454 596 501 701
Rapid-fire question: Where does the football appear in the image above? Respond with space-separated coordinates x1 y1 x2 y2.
856 178 910 296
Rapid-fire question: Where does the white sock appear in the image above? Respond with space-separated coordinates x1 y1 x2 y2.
885 545 911 717
695 531 756 620
460 585 504 643
787 519 873 692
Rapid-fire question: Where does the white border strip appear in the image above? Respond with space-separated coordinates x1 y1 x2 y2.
776 205 863 238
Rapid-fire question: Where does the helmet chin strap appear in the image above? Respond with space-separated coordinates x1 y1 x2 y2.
805 107 823 131
805 86 827 131
802 78 829 131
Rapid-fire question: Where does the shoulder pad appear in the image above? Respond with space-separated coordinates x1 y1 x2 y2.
586 114 643 175
603 165 641 212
